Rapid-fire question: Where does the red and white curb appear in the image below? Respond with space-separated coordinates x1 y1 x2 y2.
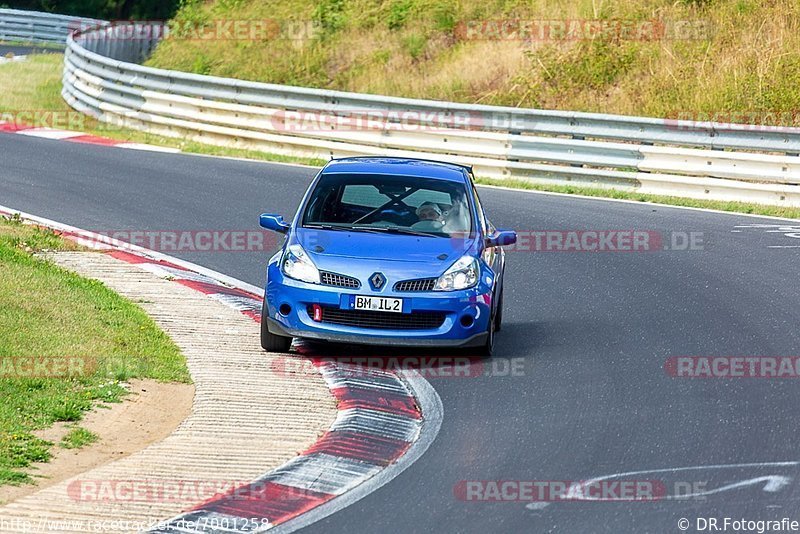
0 121 180 153
0 206 443 533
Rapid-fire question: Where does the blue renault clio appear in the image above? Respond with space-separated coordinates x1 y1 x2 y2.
258 157 516 356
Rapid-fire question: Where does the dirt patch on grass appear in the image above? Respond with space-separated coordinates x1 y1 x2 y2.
0 379 194 505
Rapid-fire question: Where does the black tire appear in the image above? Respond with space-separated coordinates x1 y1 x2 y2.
481 306 496 358
494 286 504 333
261 299 292 353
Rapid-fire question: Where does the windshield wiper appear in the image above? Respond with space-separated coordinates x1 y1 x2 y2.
351 226 439 238
306 224 439 237
305 224 394 235
304 224 354 232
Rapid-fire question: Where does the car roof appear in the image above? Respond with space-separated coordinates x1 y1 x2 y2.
322 157 471 183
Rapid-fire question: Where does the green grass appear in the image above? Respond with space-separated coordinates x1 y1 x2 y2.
0 215 190 485
60 427 99 450
0 54 326 167
0 40 63 50
178 141 326 167
143 0 800 123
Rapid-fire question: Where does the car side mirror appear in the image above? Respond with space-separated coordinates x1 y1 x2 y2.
485 229 517 248
260 213 290 234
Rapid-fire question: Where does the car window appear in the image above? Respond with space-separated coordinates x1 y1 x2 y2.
341 184 452 209
470 180 489 234
340 185 387 208
403 189 453 208
304 173 473 237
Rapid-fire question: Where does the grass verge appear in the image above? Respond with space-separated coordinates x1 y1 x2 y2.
1 54 798 221
0 214 190 486
0 54 326 167
144 0 800 123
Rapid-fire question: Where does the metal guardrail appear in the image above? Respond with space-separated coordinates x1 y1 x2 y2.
3 10 799 206
0 8 101 46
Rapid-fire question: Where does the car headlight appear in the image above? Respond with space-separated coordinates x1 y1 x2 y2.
434 255 479 291
282 244 320 284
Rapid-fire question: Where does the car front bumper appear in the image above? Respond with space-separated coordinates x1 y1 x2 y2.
264 264 494 348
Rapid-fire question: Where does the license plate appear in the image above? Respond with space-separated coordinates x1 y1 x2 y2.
353 295 404 313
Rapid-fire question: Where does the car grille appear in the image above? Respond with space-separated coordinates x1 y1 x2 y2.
394 278 437 292
320 271 361 289
310 306 446 330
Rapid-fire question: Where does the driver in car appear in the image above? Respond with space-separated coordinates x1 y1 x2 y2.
412 201 446 231
418 202 444 222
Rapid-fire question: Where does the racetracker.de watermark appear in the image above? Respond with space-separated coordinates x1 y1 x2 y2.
454 18 713 42
75 230 280 253
271 355 527 379
0 356 165 378
265 109 523 132
66 478 288 503
454 480 666 502
473 230 704 252
69 19 319 41
0 356 97 378
665 356 800 378
0 110 96 131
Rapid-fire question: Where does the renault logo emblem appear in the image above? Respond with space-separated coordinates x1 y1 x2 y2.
369 272 386 291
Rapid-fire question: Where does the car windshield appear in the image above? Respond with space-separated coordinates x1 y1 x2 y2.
302 173 473 238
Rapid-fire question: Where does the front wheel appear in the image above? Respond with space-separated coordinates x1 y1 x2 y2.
494 287 504 333
261 299 292 353
481 306 496 358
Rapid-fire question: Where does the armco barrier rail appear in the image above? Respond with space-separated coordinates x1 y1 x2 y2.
3 10 800 207
0 8 101 46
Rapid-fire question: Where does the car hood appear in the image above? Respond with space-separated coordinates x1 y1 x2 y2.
295 229 476 272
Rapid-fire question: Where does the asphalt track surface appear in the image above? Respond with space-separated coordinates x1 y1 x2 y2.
2 133 800 533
